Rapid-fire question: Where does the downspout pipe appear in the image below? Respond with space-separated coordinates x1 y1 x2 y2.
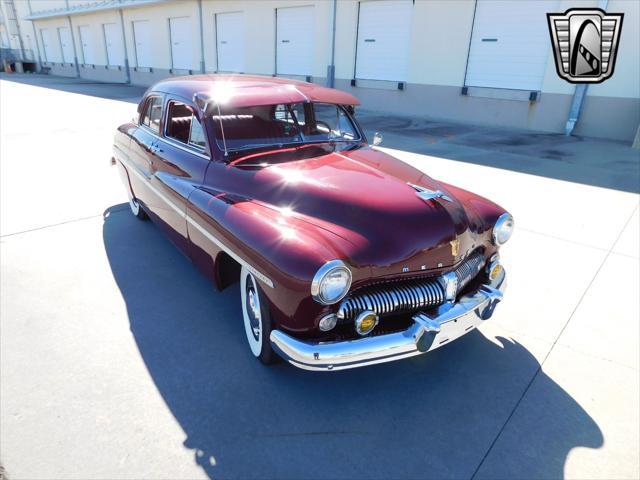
67 15 80 78
118 6 130 84
26 0 43 70
326 0 337 87
198 0 205 73
565 0 609 136
64 0 80 78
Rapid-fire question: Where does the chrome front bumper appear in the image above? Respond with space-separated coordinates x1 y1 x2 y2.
270 269 506 371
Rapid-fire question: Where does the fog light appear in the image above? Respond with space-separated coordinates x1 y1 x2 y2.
355 311 378 336
489 263 503 281
318 313 338 332
486 254 503 281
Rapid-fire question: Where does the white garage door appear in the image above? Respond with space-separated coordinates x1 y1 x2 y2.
1 30 9 48
132 20 152 68
216 12 245 72
276 6 314 76
57 27 73 63
465 0 556 90
40 28 57 63
355 0 413 81
103 23 124 66
78 25 96 65
169 17 193 70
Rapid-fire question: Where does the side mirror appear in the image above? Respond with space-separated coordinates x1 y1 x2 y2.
372 132 383 146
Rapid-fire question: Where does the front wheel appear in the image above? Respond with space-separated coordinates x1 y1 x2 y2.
240 266 275 364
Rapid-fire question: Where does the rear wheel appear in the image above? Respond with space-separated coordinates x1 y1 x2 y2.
128 192 148 220
240 266 275 364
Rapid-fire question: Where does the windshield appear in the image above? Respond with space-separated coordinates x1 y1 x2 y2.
210 102 360 152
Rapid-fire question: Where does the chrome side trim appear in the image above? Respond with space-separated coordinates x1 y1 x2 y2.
117 156 274 288
270 268 506 371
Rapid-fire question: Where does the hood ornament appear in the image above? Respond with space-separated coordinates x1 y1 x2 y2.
450 238 460 257
408 183 453 203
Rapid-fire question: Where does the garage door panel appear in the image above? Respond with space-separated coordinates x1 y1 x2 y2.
133 20 151 68
170 17 193 70
465 0 557 90
355 0 412 82
78 25 95 65
216 12 245 72
276 6 314 76
40 28 58 63
57 27 73 63
103 23 124 66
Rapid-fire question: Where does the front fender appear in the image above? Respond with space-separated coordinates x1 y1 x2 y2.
186 187 367 333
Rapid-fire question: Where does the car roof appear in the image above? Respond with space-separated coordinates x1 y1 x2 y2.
150 74 361 108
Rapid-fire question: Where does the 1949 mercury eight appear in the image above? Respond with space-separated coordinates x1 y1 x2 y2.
112 75 513 371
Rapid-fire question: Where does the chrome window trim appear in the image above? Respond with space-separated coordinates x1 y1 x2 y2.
118 154 273 288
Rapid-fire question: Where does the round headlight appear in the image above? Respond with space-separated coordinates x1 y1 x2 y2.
311 260 352 305
493 213 514 246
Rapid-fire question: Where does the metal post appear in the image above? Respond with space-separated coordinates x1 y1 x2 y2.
326 0 337 87
198 0 205 73
118 6 131 83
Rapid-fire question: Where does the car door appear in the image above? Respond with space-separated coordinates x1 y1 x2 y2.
128 94 163 214
150 97 210 252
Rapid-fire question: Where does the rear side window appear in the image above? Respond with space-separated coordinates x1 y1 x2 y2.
165 101 207 150
141 96 162 134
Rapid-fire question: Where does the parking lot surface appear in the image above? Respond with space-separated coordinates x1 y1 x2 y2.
1 74 639 479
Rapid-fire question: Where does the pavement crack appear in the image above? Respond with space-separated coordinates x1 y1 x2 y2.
0 206 129 238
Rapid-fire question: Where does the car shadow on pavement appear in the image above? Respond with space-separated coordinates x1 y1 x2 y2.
103 204 603 479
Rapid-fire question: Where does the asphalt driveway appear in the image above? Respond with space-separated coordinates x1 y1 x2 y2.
1 74 638 479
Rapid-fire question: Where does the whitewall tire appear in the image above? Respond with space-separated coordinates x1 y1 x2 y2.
128 192 148 220
240 266 275 364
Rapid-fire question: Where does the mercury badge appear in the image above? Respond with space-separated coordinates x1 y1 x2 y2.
547 8 623 84
450 238 460 257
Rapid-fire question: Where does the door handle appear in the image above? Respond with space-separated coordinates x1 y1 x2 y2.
150 145 163 154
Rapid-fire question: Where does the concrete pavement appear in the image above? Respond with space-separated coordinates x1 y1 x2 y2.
1 74 639 479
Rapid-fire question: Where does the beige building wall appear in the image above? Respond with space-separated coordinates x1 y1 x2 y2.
14 0 640 141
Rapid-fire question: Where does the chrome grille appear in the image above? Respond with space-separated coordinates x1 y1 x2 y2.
337 250 486 322
454 251 485 291
337 278 445 321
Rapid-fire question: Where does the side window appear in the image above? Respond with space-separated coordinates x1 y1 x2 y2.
141 96 162 134
165 100 206 151
188 120 206 149
311 103 358 141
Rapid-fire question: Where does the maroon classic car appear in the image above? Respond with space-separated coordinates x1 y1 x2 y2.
112 75 513 371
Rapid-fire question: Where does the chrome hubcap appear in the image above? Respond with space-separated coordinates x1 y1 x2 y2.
245 279 261 341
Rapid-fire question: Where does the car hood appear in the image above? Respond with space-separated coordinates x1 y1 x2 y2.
227 146 487 275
